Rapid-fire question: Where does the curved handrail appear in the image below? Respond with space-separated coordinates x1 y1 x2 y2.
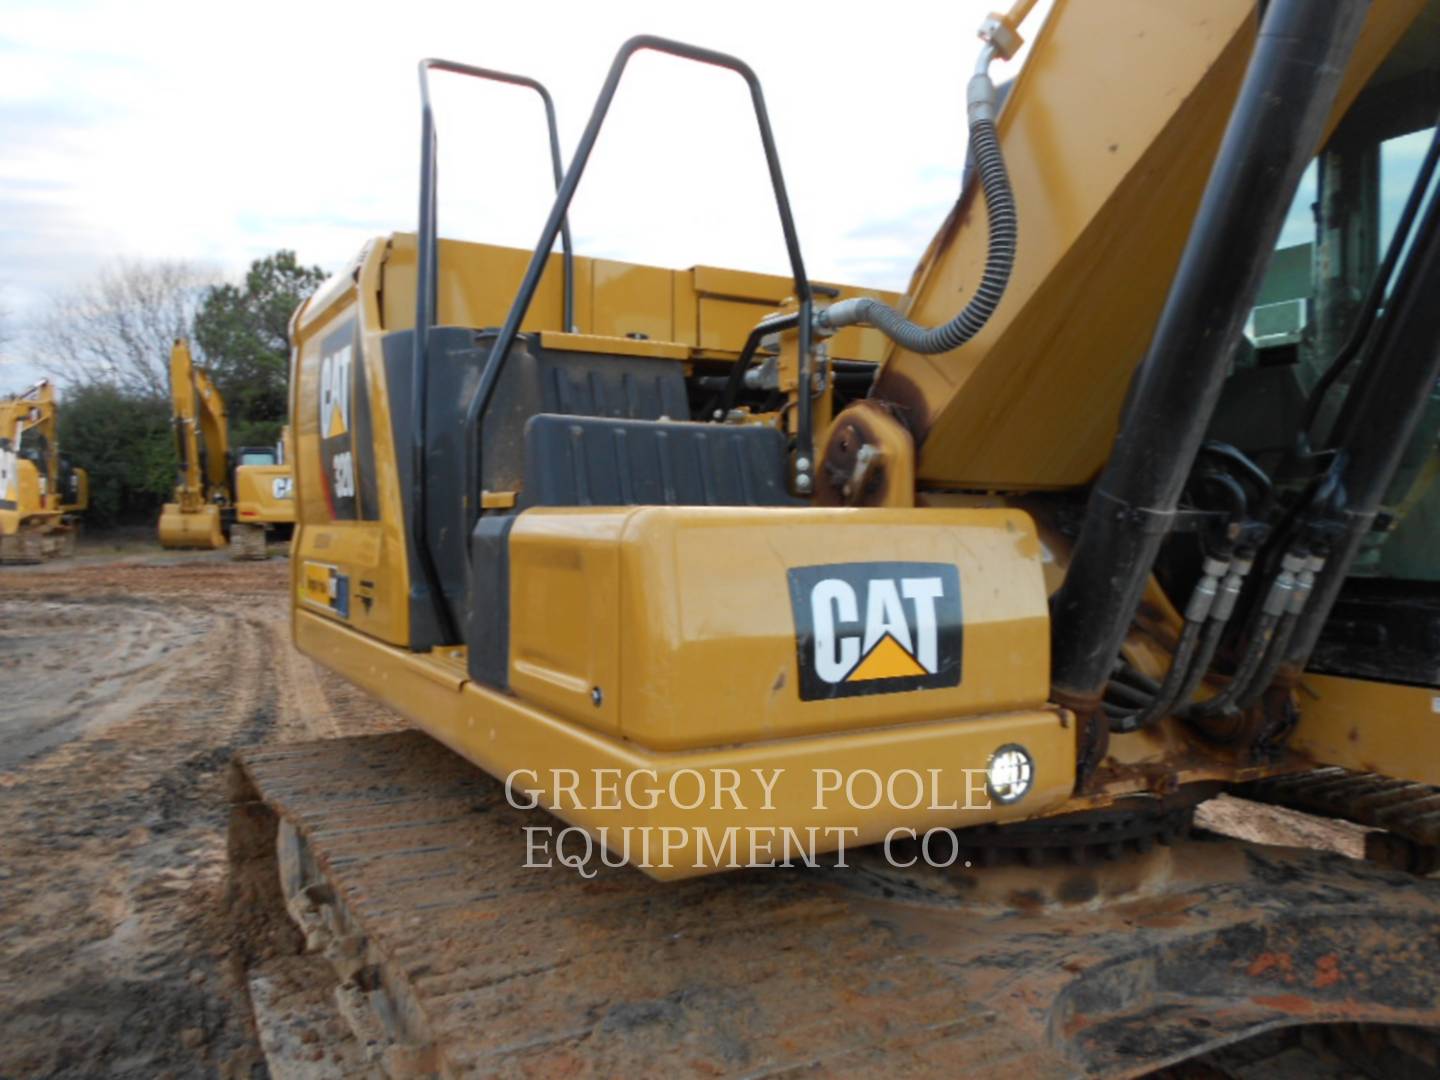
411 58 574 645
462 34 815 538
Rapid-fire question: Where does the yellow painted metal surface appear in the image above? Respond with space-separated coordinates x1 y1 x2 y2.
535 331 689 361
369 235 897 363
234 427 295 527
233 465 294 525
160 339 235 548
1 380 83 547
590 261 672 341
297 607 1075 880
507 505 1050 751
158 502 225 550
1292 675 1440 786
878 0 1425 490
291 246 409 646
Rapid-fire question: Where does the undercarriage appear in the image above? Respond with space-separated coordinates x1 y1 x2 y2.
229 733 1440 1077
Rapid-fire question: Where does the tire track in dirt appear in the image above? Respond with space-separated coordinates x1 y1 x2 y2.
0 557 402 1077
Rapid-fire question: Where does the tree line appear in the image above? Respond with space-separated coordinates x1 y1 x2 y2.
27 252 327 528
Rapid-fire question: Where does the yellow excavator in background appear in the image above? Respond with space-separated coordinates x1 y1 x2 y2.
158 339 294 559
231 426 295 559
1 380 87 564
230 1 1440 1074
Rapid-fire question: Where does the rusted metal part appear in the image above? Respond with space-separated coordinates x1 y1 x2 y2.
866 367 934 448
230 733 1440 1076
1051 686 1109 793
1237 767 1440 850
814 400 916 508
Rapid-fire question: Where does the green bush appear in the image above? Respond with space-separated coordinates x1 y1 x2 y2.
57 385 175 528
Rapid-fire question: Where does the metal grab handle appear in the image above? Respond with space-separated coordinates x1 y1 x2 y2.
465 33 816 536
411 58 574 647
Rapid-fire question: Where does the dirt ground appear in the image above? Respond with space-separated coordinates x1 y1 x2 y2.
0 549 403 1079
0 544 1374 1079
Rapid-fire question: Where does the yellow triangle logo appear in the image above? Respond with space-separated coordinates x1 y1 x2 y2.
847 633 928 681
327 401 347 438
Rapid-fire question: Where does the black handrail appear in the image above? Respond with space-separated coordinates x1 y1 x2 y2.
411 58 573 646
462 34 815 537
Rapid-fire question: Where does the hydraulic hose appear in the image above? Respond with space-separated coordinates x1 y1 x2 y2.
1188 549 1305 721
816 60 1016 353
1108 556 1227 734
1170 556 1251 711
1236 553 1323 709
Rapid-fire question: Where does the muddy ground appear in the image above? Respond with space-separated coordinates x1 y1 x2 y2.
0 546 1371 1078
0 550 403 1078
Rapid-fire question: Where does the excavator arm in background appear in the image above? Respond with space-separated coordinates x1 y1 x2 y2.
1 380 84 563
158 338 232 550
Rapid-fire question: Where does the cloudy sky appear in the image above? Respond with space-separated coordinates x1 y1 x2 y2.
2 0 1049 389
2 0 1431 392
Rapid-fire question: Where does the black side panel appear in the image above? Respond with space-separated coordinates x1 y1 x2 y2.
520 415 800 508
381 329 445 652
1309 580 1440 687
386 327 695 652
352 320 381 521
478 331 691 495
467 513 517 689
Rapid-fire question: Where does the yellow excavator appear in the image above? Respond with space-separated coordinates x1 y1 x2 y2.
231 425 295 558
159 339 294 558
230 1 1440 1073
1 380 87 564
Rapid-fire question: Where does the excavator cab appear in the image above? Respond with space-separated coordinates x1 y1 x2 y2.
1221 106 1440 690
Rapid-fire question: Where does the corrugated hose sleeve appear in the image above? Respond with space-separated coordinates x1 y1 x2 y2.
818 112 1015 353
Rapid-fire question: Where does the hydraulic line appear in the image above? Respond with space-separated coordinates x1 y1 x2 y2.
1108 556 1227 734
815 49 1015 353
1170 555 1251 712
1188 550 1306 721
1049 0 1368 706
1236 552 1324 709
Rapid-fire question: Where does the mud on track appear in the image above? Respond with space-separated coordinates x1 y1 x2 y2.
0 556 402 1078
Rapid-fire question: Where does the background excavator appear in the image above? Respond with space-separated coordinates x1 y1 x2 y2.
1 380 87 564
159 338 294 559
229 0 1440 1074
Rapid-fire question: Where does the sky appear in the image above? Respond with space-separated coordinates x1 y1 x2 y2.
2 1 1431 394
0 0 1045 390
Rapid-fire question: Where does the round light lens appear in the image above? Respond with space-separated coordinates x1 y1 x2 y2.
986 744 1034 805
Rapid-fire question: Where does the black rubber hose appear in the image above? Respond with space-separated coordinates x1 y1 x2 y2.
1298 114 1440 447
817 111 1015 353
1170 615 1230 711
1188 610 1283 721
1109 617 1206 734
